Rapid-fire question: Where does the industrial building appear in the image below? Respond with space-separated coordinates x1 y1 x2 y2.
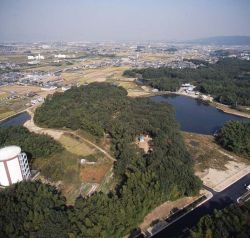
0 146 31 186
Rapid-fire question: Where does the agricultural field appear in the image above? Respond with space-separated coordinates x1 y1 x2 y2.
61 66 129 85
0 54 26 63
0 85 41 94
0 97 30 116
0 92 9 100
0 107 15 120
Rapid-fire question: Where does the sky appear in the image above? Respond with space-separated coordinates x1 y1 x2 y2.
0 0 250 42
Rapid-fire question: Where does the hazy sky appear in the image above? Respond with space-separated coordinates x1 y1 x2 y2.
0 0 250 42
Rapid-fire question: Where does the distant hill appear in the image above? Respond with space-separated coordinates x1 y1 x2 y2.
188 36 250 45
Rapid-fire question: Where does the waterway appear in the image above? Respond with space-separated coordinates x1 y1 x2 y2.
0 112 31 128
151 95 249 135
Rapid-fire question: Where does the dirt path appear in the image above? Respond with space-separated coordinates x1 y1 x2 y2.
72 132 115 162
24 108 115 162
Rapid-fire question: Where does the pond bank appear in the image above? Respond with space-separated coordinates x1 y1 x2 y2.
132 87 250 119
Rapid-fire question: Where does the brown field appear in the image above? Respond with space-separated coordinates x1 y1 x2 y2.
0 107 15 120
0 85 42 94
80 162 112 183
25 65 61 72
0 92 9 99
117 81 138 89
183 132 250 191
0 84 57 103
60 66 129 85
183 132 232 171
127 90 152 97
0 54 26 63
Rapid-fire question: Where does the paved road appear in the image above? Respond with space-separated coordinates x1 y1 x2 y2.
153 173 250 238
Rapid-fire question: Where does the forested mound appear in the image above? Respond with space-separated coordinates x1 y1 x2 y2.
1 83 201 237
189 201 250 238
124 58 250 107
216 121 250 158
0 125 62 158
0 181 70 238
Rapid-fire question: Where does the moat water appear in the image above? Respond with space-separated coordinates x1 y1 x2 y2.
151 94 249 135
0 112 31 128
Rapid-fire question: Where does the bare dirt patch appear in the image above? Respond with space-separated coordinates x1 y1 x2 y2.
183 132 250 191
24 117 63 140
127 90 152 97
200 161 250 191
80 163 112 183
135 135 153 153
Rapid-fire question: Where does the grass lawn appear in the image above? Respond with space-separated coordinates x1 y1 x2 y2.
32 149 82 204
59 133 96 156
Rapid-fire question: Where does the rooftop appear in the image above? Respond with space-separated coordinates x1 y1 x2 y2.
0 146 21 161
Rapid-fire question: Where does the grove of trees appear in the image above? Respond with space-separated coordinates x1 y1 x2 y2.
124 58 250 107
0 125 62 158
216 121 250 159
0 181 70 238
189 201 250 238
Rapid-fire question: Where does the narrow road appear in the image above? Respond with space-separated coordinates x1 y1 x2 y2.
153 173 250 238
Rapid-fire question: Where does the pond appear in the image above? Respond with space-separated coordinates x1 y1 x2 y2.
151 95 249 135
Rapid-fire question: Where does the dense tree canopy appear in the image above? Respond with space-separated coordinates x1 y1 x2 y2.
124 58 250 106
0 125 62 158
189 201 250 238
216 121 250 158
32 82 201 237
0 181 70 238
